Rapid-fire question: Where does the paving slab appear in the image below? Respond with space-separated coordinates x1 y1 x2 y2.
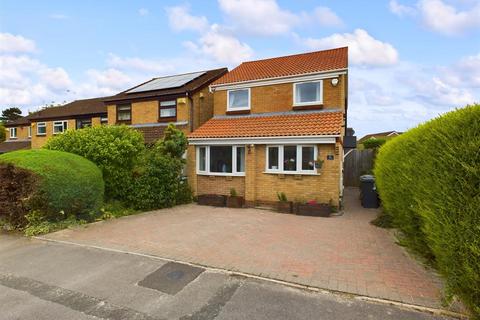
42 188 445 309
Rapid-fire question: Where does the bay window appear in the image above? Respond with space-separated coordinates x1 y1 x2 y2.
266 145 317 174
197 145 245 175
227 88 250 111
53 120 68 134
293 81 323 106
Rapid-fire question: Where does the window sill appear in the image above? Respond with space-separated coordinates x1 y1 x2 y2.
293 104 324 111
197 172 245 177
36 134 46 137
158 117 177 122
116 121 131 125
263 171 320 176
226 110 250 115
226 107 250 113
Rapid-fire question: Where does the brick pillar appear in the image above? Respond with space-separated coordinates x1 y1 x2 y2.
186 145 198 196
245 144 256 207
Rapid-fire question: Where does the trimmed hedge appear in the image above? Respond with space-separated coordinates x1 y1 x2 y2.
0 149 104 226
44 125 145 200
374 104 480 318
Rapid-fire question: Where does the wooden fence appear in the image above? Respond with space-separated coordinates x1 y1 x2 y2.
343 149 374 187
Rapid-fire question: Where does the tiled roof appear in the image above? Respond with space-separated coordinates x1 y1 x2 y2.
3 116 31 127
212 47 347 86
188 111 343 139
0 140 31 154
104 68 227 103
29 97 108 121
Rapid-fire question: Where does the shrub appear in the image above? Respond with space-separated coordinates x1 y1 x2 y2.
0 123 5 142
127 124 191 210
44 125 145 200
374 104 480 317
362 137 387 150
0 149 104 228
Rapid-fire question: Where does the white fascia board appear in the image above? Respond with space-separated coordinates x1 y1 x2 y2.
189 135 338 145
210 69 347 91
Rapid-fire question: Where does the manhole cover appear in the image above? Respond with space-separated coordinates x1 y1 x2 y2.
138 262 205 295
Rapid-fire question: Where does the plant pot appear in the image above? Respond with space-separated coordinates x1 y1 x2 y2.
197 194 226 207
295 203 331 217
226 196 244 208
276 201 293 214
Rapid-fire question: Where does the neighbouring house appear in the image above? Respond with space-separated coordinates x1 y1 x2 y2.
0 116 32 154
187 47 348 207
103 68 228 143
357 130 402 149
28 98 109 149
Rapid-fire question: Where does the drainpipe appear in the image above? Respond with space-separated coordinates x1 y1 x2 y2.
186 91 194 132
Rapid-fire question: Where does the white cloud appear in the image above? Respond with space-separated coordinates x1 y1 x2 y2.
107 53 176 74
389 0 416 17
418 0 480 35
38 67 72 90
49 13 69 20
302 29 399 66
166 5 209 32
0 33 36 53
218 0 298 35
138 8 149 16
310 7 344 27
184 24 253 65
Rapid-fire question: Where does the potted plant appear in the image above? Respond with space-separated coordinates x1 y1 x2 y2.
197 194 227 207
226 188 244 208
295 199 332 217
276 192 293 214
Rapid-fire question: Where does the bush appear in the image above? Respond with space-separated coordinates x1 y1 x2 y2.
374 105 480 318
127 124 191 210
362 137 387 149
0 149 104 228
44 125 145 200
0 123 5 142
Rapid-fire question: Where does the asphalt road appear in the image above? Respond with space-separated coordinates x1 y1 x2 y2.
0 233 457 320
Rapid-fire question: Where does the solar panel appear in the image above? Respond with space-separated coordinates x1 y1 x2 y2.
126 71 206 93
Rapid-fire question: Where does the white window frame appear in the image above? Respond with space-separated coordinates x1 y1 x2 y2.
196 145 246 176
227 88 251 112
293 80 323 107
52 120 68 135
265 145 318 175
9 127 17 139
37 122 46 135
28 126 32 138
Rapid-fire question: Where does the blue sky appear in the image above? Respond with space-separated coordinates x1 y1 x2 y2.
1 0 479 137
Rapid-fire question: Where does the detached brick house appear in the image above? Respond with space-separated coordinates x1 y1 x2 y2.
187 47 348 207
103 68 227 143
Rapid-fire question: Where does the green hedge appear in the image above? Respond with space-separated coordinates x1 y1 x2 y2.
44 125 145 200
374 104 480 318
0 149 104 225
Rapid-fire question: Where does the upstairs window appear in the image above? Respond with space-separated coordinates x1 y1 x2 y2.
227 88 250 111
37 122 46 135
53 121 68 134
294 81 323 106
117 104 131 122
9 127 17 139
159 100 177 120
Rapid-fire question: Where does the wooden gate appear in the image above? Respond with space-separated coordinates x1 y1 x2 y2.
343 149 374 187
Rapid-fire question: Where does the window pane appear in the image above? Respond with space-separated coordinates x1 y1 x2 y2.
302 146 315 170
37 124 46 135
160 107 176 118
283 146 297 171
199 147 206 171
118 111 131 121
76 119 92 129
210 146 232 173
160 100 176 107
296 82 320 103
236 147 245 172
268 147 279 170
228 89 249 109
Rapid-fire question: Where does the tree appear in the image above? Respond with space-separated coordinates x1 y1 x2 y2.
1 107 22 122
0 123 5 142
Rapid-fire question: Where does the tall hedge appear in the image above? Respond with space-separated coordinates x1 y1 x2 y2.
374 104 480 317
44 125 145 200
0 149 104 226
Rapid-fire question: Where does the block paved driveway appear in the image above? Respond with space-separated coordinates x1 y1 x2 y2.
42 188 444 309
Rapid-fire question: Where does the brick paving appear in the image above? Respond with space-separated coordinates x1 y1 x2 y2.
42 188 444 308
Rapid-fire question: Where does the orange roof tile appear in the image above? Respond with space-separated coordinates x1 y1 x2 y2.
213 47 348 86
188 111 343 139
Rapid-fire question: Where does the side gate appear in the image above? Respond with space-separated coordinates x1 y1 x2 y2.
343 149 374 187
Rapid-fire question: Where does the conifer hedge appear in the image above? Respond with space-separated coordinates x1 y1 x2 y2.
374 104 480 318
